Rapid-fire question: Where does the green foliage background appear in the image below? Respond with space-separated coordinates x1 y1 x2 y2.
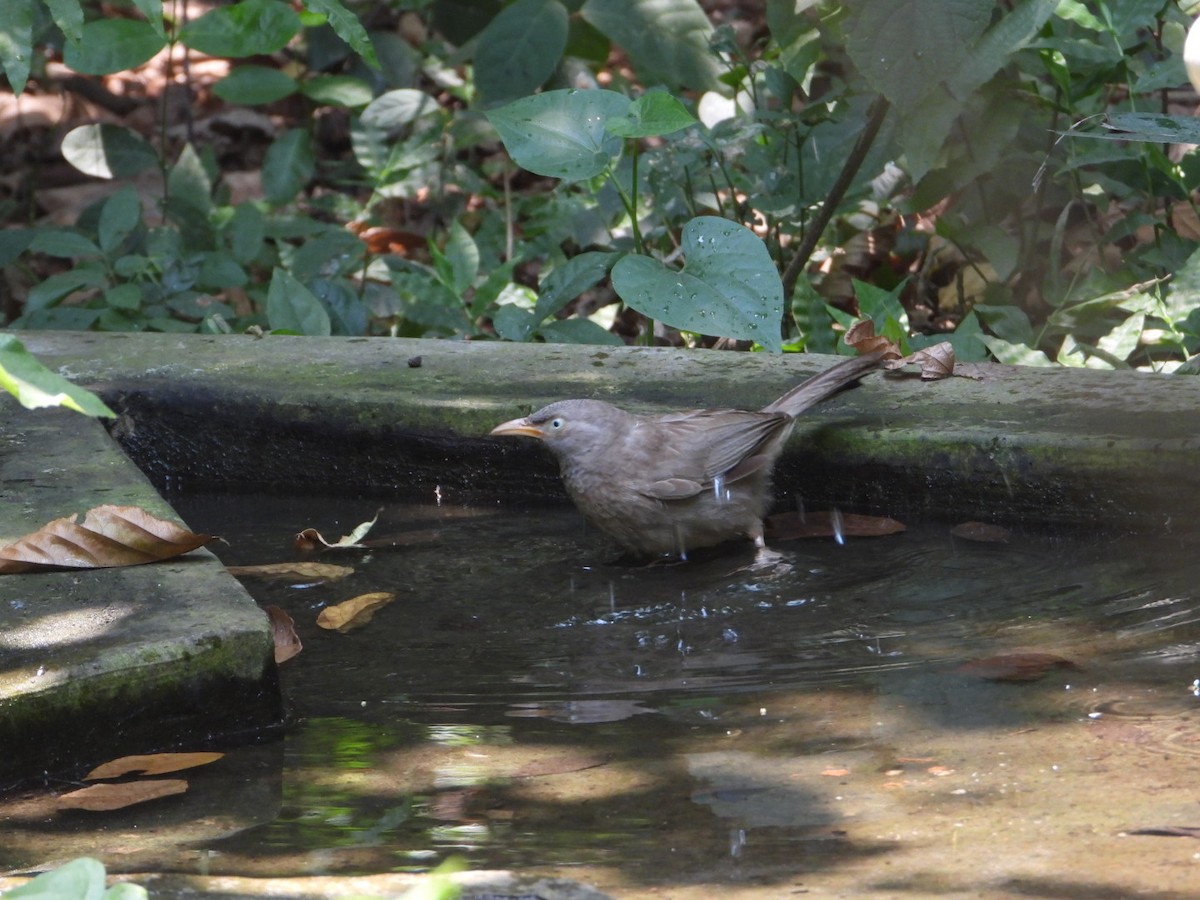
1 0 1199 382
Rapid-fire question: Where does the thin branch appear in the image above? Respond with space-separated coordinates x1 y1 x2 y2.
780 94 891 308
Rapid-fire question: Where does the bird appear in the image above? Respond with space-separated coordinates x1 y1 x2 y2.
489 351 884 560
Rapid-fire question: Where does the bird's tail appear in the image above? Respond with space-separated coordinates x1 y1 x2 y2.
760 351 886 417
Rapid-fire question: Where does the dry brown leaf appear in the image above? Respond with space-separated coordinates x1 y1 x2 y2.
0 505 212 574
225 562 354 581
86 752 224 780
907 341 956 380
956 652 1081 683
950 521 1012 543
316 592 396 633
57 779 188 811
266 605 303 664
766 510 906 541
294 510 381 551
845 319 904 360
821 768 851 777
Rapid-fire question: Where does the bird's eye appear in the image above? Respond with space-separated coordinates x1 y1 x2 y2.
549 417 565 430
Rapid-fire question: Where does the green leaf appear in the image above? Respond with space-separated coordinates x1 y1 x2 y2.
485 89 628 182
359 88 440 130
60 124 159 179
104 283 143 310
226 203 266 264
493 303 539 341
301 75 373 108
605 92 696 138
0 228 37 266
611 216 784 351
213 66 298 105
474 0 569 105
168 144 213 215
63 19 165 75
0 0 33 95
444 220 479 296
181 0 301 57
44 0 85 45
29 229 102 259
0 336 116 417
981 335 1054 366
262 129 315 204
534 250 619 319
844 0 990 114
98 186 142 255
267 268 331 335
538 317 623 344
26 264 108 310
580 0 722 92
304 0 379 67
130 0 166 38
1071 112 1200 145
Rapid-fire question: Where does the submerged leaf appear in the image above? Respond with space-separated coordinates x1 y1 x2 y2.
226 561 354 581
86 752 224 780
956 653 1081 682
266 604 303 663
0 505 212 574
766 510 906 540
317 592 396 632
58 779 188 811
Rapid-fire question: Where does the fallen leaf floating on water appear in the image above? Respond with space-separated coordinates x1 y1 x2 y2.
294 509 382 551
766 510 906 541
950 521 1012 543
317 591 396 633
86 752 224 780
225 561 354 581
0 505 213 574
57 779 188 811
266 604 303 663
956 652 1081 682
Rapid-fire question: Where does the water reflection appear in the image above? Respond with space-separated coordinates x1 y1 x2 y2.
3 489 1200 895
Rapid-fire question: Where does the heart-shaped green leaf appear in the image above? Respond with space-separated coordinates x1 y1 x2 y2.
611 216 784 351
485 89 628 182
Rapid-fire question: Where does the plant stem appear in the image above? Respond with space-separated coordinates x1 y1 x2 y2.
780 94 890 318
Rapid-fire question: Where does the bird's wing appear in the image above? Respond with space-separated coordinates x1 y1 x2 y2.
630 410 789 494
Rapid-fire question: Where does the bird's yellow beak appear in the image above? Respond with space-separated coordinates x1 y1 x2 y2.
490 417 545 439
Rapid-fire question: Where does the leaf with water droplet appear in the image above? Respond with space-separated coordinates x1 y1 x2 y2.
610 216 784 351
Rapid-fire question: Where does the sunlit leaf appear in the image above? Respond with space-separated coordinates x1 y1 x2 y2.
485 89 628 182
226 561 354 581
0 505 212 574
317 592 396 632
57 779 188 811
611 217 784 351
0 335 115 417
86 752 224 780
294 510 381 550
61 124 159 179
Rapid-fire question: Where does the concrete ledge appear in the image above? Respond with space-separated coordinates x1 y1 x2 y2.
4 330 1198 781
0 401 281 784
21 330 1200 530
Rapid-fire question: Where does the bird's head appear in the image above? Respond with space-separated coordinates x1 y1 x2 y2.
489 399 629 464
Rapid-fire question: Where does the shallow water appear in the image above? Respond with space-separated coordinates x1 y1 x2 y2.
5 489 1200 897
